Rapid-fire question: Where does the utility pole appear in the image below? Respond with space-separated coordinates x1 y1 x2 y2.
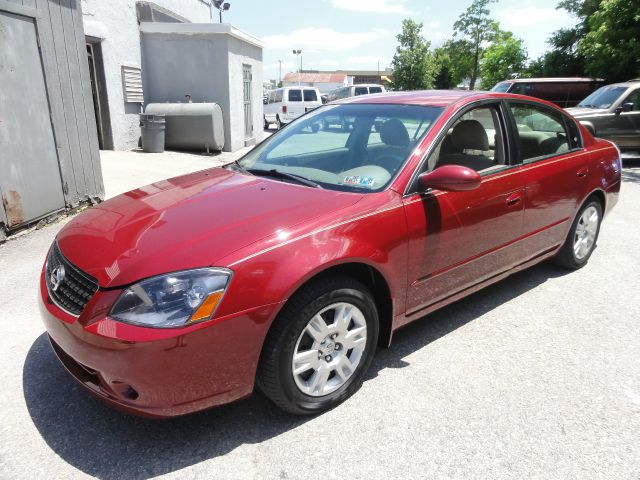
278 59 282 86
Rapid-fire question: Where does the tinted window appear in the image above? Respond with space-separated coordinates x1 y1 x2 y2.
509 103 570 161
510 83 532 95
288 89 302 102
491 82 512 93
621 89 640 110
355 87 368 96
303 90 317 102
369 86 383 94
578 86 627 109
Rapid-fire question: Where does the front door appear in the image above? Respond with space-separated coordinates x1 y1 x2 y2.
0 11 65 228
403 103 525 317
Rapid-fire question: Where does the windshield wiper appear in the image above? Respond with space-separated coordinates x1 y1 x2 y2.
248 168 322 188
225 160 251 173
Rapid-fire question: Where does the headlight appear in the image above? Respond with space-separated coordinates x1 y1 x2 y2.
109 268 232 328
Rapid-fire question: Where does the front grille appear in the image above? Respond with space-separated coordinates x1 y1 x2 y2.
46 243 99 316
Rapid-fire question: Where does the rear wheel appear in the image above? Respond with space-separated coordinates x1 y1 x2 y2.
257 277 379 415
276 116 283 130
554 198 602 269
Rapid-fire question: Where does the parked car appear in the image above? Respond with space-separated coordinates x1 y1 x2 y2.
327 83 386 102
565 80 640 153
41 90 620 417
491 78 604 107
264 87 322 129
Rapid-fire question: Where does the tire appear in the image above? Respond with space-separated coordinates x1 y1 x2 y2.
554 197 603 269
276 116 283 130
264 116 269 130
257 276 379 415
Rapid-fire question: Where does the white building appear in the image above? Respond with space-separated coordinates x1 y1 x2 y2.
82 1 263 152
82 1 212 150
282 72 350 94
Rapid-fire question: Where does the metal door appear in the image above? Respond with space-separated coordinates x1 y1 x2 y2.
243 64 253 139
0 11 65 228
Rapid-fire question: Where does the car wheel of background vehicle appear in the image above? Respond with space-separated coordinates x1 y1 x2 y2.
257 276 379 415
264 116 269 130
554 197 602 269
276 116 283 130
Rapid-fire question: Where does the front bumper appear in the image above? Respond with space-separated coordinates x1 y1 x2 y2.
39 271 280 418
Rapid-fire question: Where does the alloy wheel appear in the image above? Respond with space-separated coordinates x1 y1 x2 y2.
573 205 599 260
291 302 367 397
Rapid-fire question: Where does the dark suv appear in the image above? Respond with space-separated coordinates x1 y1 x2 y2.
566 81 640 154
491 78 604 107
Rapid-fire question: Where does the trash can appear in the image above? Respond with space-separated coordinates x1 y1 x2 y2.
140 113 166 153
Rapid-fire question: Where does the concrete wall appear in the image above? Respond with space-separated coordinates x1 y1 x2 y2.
227 36 263 151
81 0 211 150
140 24 264 152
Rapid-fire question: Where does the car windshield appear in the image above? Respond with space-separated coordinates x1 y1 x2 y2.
235 104 443 192
491 82 512 93
578 86 627 109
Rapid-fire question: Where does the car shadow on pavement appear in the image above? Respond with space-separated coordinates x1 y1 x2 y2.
23 261 565 479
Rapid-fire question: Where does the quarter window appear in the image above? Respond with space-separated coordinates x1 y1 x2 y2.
303 90 317 102
355 86 368 96
508 103 571 161
288 89 302 102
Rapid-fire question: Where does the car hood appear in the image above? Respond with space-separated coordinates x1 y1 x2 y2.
57 168 362 287
565 107 610 117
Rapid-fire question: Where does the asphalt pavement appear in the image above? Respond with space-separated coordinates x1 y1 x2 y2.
0 153 638 480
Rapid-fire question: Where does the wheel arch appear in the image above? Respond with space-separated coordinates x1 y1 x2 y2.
266 261 394 350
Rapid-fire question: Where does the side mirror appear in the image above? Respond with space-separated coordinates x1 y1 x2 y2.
419 165 481 192
615 102 633 114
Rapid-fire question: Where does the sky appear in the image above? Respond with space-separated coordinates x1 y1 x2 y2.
218 0 579 82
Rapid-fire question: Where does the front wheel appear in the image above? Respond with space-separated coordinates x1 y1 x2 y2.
257 277 379 415
554 198 602 269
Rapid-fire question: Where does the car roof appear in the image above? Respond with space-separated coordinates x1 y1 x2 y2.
335 90 487 107
499 77 604 83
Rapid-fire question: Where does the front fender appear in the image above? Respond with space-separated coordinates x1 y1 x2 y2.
214 192 409 323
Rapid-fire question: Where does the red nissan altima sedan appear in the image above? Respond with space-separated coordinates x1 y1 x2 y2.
40 90 621 417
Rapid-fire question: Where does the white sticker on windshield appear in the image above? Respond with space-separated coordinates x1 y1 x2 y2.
343 176 376 188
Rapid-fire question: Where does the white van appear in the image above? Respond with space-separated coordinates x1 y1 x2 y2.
263 87 322 129
328 84 386 102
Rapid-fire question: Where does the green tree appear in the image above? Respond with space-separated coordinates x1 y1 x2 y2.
440 39 475 87
480 30 527 89
579 0 640 81
453 0 497 89
433 48 455 89
391 19 436 90
526 28 585 77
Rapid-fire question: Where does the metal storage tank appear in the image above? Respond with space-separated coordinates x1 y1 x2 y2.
145 103 225 152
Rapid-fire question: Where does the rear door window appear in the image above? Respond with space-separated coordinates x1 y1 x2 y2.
508 103 571 162
369 86 383 94
303 90 317 102
355 86 369 96
288 89 302 102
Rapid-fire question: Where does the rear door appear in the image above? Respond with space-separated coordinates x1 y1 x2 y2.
286 88 304 119
506 101 591 260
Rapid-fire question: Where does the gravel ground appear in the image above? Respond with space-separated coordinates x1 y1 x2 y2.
0 154 638 480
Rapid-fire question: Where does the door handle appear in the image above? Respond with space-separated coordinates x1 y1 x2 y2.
577 167 590 178
506 193 522 206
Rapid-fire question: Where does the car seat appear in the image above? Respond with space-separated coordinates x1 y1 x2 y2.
437 120 496 171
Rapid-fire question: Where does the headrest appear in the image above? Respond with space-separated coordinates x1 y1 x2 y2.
451 120 489 151
380 118 410 147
